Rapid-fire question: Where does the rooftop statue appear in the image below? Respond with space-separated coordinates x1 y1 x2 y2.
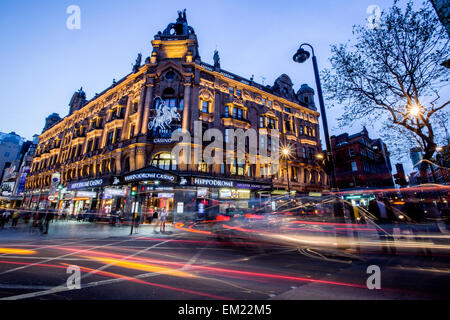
161 9 196 37
132 53 142 73
213 50 220 69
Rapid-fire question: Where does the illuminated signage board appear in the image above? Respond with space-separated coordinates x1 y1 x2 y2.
76 191 97 198
123 172 176 183
193 178 234 188
68 179 106 190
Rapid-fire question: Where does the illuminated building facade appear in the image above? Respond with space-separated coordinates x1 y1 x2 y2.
25 11 328 219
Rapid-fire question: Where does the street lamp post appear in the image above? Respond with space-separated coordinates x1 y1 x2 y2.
293 43 337 191
282 147 291 198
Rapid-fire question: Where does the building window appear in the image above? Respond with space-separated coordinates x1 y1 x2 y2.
129 124 135 139
237 162 245 175
119 107 126 119
285 120 292 133
268 101 272 107
267 118 277 129
291 166 298 182
259 116 265 128
201 100 210 113
304 169 309 183
351 161 358 172
236 89 242 97
229 87 234 95
236 107 244 120
224 105 230 117
311 171 316 184
261 98 266 106
198 161 208 173
86 140 93 153
349 148 355 157
309 148 315 159
151 152 177 171
106 131 114 146
115 129 121 143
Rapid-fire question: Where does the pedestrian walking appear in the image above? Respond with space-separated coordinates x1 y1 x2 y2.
3 211 11 225
153 209 160 233
160 208 167 233
11 211 19 227
43 210 54 234
0 210 6 229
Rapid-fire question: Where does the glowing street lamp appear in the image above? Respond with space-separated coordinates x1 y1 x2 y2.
281 145 292 197
409 105 421 117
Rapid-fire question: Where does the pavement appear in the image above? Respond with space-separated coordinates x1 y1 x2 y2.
0 220 178 240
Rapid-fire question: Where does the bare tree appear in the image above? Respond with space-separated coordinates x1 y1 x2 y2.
322 0 449 183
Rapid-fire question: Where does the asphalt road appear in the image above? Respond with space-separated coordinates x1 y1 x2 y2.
0 221 449 300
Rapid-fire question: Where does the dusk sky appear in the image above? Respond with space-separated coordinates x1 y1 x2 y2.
0 0 443 173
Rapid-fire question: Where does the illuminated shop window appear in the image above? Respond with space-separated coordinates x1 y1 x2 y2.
151 152 177 171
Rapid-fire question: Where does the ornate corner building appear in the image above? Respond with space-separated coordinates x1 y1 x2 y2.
25 11 328 218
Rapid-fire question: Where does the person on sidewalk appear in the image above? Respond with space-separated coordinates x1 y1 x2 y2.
11 211 19 227
160 208 167 233
43 210 55 234
153 209 160 233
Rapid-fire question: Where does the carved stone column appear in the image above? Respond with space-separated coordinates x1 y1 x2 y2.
114 154 121 174
130 148 137 172
134 83 146 137
191 71 200 132
135 146 146 170
182 76 192 131
121 95 132 141
141 77 155 135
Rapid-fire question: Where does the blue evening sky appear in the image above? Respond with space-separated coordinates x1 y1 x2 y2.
0 0 445 173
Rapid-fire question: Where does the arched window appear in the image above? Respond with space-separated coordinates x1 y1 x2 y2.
123 157 131 173
151 153 177 171
198 161 208 173
162 87 183 112
311 170 316 184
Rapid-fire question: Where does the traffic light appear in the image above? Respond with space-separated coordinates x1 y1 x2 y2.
131 186 138 197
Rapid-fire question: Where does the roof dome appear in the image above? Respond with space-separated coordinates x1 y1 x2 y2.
297 83 314 95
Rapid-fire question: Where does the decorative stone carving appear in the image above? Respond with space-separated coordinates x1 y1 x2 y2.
214 80 228 93
243 90 253 102
199 88 214 101
232 97 244 106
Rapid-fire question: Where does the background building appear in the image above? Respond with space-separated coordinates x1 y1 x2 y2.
331 127 394 190
0 132 24 182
